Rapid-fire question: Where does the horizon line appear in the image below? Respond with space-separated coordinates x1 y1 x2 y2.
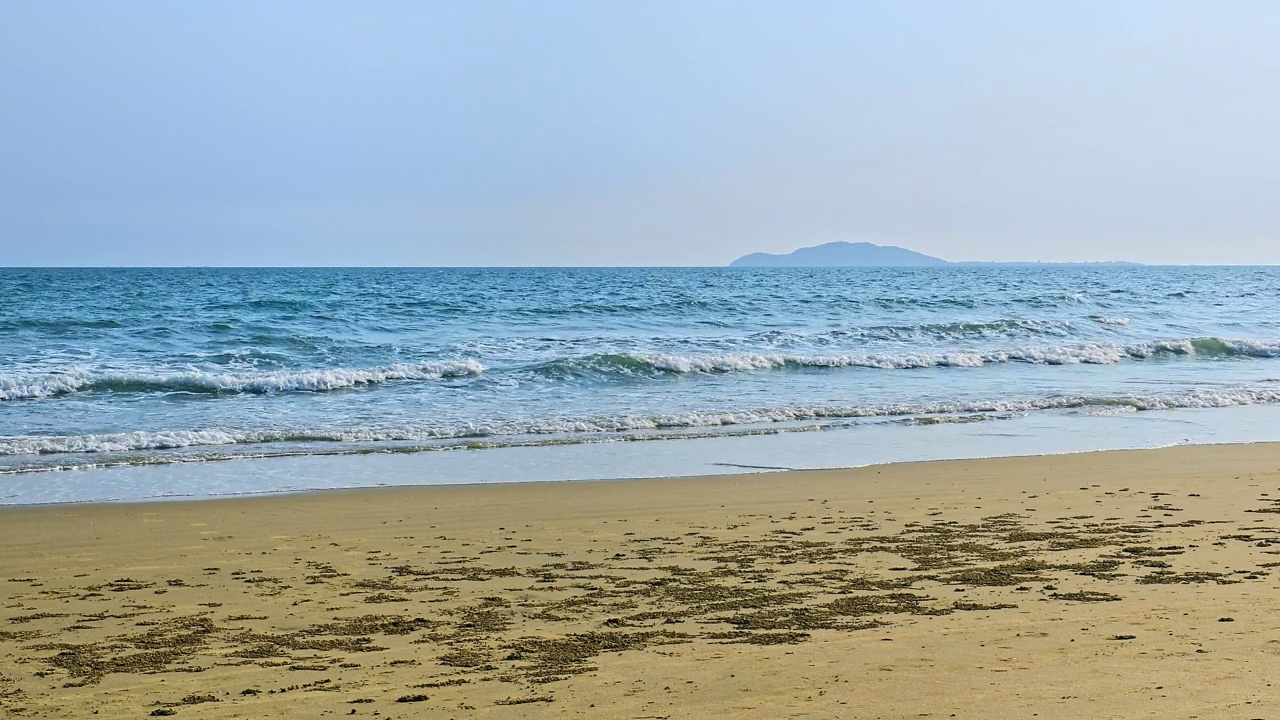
3 263 1280 270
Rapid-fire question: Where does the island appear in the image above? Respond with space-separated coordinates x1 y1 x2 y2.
729 241 1143 267
730 241 948 267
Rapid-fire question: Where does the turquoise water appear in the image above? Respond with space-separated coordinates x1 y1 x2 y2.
3 266 1280 497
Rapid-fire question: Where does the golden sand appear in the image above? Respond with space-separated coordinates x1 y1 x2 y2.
3 444 1280 718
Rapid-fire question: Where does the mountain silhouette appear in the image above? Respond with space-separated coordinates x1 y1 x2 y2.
730 241 949 267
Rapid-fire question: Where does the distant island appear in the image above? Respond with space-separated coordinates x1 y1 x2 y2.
729 241 1143 267
731 242 947 267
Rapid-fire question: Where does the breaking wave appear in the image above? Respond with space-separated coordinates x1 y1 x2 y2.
5 337 1278 401
0 361 485 401
534 337 1280 377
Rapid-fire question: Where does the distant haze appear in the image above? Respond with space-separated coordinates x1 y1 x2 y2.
3 2 1280 266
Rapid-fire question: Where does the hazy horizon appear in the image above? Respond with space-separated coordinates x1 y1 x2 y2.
4 2 1280 267
6 244 1280 269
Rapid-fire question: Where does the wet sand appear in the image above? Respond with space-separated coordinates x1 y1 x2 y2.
3 444 1280 719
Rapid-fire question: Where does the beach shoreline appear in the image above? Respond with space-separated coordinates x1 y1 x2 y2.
14 400 1280 508
4 443 1280 718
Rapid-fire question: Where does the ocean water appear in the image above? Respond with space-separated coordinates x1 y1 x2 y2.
4 266 1280 502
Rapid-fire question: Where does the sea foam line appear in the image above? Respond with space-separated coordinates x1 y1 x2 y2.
0 360 485 401
543 337 1280 375
4 336 1278 402
6 384 1280 457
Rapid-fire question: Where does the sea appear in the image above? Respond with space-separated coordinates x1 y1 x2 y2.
4 265 1280 505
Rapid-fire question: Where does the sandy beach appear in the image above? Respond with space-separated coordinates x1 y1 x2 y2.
3 444 1280 718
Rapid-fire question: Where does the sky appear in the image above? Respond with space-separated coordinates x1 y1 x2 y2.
2 1 1280 266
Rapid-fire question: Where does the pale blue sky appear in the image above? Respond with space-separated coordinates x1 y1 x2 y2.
3 1 1279 266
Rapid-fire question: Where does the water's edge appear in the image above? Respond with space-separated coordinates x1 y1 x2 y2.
6 402 1278 507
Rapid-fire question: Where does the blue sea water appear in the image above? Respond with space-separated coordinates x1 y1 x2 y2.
3 266 1280 502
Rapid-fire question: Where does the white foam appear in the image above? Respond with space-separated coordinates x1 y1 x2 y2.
8 385 1280 460
0 374 87 401
7 338 1280 403
1089 315 1131 326
608 338 1267 373
0 360 485 400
